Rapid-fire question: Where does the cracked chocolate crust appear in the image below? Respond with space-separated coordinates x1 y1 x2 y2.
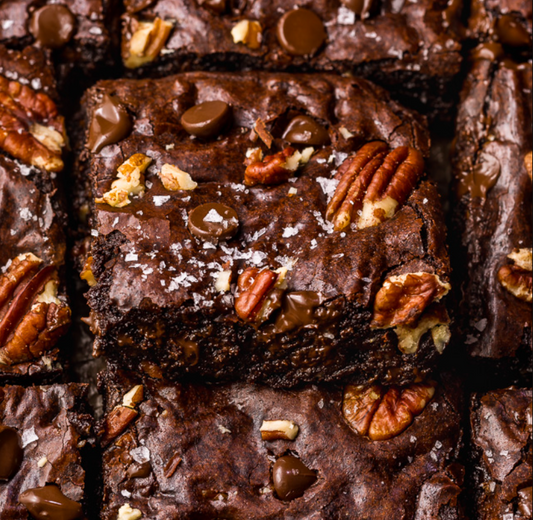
0 383 92 520
468 387 532 519
119 0 464 120
81 71 451 387
99 369 465 520
451 57 532 381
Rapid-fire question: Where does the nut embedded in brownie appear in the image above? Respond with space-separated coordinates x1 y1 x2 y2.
119 0 464 119
0 384 92 520
451 52 532 382
469 387 532 519
80 71 452 387
99 369 465 520
0 45 71 383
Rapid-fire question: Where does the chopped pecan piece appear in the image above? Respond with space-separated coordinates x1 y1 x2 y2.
96 153 151 207
0 254 70 365
372 272 450 329
498 248 532 303
253 118 273 148
124 17 173 69
80 256 96 287
326 142 424 231
244 146 313 186
0 76 66 171
102 385 144 446
231 19 262 49
158 163 197 191
525 151 532 180
260 420 299 441
342 381 436 441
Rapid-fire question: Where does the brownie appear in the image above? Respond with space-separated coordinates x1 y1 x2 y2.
0 383 92 519
0 45 71 383
469 387 532 519
119 0 464 118
0 0 119 86
99 369 465 520
79 71 452 387
451 54 532 382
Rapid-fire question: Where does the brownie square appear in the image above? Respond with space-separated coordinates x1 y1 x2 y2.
469 387 532 519
119 0 464 118
80 71 452 387
0 384 92 519
0 0 119 84
0 45 71 383
99 369 465 519
451 56 532 381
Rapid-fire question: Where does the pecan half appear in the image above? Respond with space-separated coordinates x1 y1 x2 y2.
0 254 70 365
326 142 424 231
498 248 532 303
235 268 278 321
343 381 436 441
244 146 312 186
0 76 66 171
372 272 451 329
124 17 173 69
101 385 144 446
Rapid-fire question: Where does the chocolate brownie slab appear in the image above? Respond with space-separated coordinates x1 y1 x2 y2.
469 387 532 519
80 71 452 387
451 54 532 381
120 0 464 118
99 369 465 520
0 384 92 520
0 45 71 383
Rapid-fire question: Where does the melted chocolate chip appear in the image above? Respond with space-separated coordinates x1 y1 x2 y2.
471 42 504 62
199 0 226 14
19 485 83 520
29 5 76 49
341 0 374 17
282 115 329 146
188 203 239 242
276 9 326 56
0 425 23 481
88 94 132 153
127 461 151 478
272 455 317 501
180 101 232 138
496 14 531 49
458 151 500 198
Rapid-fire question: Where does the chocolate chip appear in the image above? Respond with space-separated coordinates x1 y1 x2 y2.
471 42 504 62
341 0 374 17
199 0 226 14
0 425 23 481
19 485 83 520
180 101 232 138
29 5 76 49
276 9 326 56
188 203 239 242
272 455 317 501
127 461 151 479
177 336 200 366
88 94 132 153
496 14 531 49
282 115 329 146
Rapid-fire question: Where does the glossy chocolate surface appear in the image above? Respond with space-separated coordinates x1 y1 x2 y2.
188 202 239 242
180 100 231 138
282 115 329 146
29 4 76 49
0 426 23 481
100 370 465 520
19 485 83 520
276 8 326 56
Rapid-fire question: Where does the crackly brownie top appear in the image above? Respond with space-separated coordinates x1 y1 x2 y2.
470 387 532 519
121 0 463 75
83 72 450 330
453 58 532 357
0 0 110 52
0 384 91 519
100 371 464 520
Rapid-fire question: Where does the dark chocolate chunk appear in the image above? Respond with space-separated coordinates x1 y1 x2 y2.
0 425 23 481
341 0 374 18
127 461 151 479
457 150 501 198
282 115 329 146
180 100 231 138
496 14 531 49
19 485 83 520
276 9 326 56
88 94 132 154
188 203 239 242
272 455 317 501
29 4 76 49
